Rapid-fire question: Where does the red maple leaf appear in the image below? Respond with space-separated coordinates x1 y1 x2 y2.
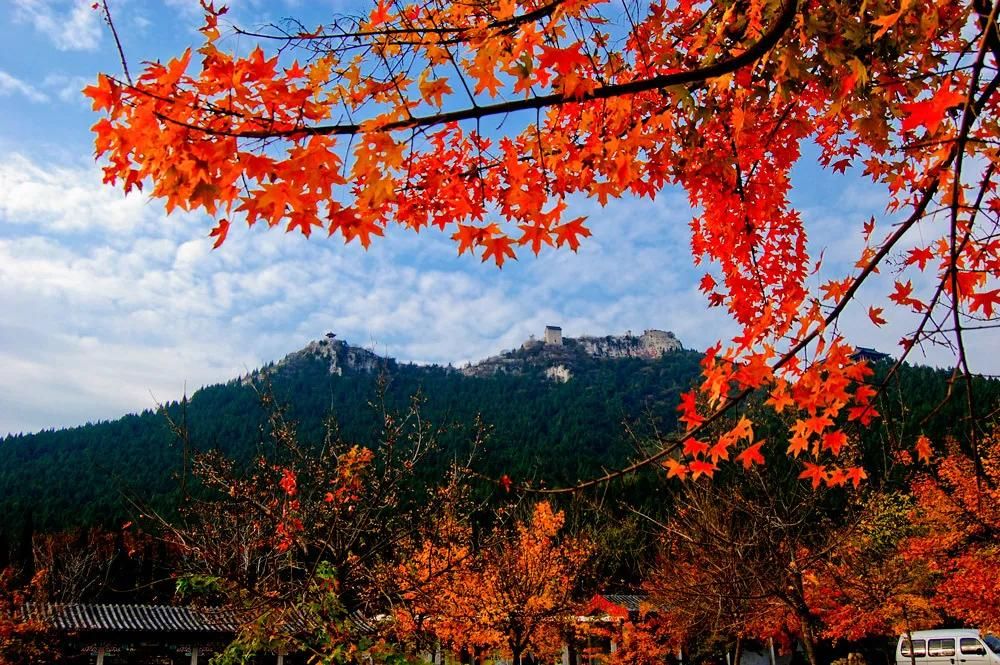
682 437 710 458
844 466 868 488
915 435 933 463
209 218 231 249
906 246 934 270
970 289 1000 318
553 217 591 251
480 235 517 267
901 83 966 134
736 441 766 469
822 430 848 455
799 462 828 489
689 459 717 480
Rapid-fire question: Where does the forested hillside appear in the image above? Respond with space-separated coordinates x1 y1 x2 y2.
1 336 996 541
0 339 704 533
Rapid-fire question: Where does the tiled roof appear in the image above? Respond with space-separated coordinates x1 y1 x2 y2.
26 604 239 632
599 594 648 612
584 593 659 620
26 603 379 636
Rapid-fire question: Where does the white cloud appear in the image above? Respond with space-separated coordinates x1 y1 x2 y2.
0 153 736 435
3 149 990 436
42 73 92 105
0 154 154 233
0 70 49 103
13 0 102 52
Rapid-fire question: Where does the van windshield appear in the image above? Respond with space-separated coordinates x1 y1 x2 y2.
984 636 1000 654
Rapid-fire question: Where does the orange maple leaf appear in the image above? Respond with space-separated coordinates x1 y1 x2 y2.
369 0 392 26
787 433 811 458
480 235 516 267
868 306 887 326
688 459 717 480
209 218 231 249
915 434 933 463
799 462 828 489
517 223 555 255
553 217 591 251
663 459 689 480
736 441 766 469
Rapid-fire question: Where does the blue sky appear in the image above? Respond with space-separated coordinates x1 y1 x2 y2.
0 0 991 436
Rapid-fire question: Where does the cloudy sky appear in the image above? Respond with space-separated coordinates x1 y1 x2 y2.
0 0 991 436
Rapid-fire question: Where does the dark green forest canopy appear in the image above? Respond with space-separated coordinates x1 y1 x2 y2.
1 341 996 537
0 345 702 532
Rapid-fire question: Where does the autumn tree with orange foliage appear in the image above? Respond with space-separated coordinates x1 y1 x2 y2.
646 456 854 665
0 568 65 665
85 0 1000 486
153 387 459 662
810 490 942 643
395 501 590 665
900 429 1000 632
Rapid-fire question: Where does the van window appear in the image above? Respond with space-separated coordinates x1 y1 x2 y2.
902 640 927 657
928 639 956 657
961 638 986 655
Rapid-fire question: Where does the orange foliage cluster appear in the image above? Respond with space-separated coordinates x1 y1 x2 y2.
85 0 999 486
901 433 1000 632
394 502 589 663
0 569 55 664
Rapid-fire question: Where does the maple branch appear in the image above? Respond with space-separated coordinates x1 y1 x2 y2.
973 0 1000 64
233 1 564 44
150 0 798 140
524 161 944 495
100 0 132 85
523 39 1000 496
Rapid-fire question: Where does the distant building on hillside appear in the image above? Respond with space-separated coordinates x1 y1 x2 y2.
851 346 891 363
544 325 563 346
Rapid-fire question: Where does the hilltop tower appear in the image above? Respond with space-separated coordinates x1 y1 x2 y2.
544 325 563 345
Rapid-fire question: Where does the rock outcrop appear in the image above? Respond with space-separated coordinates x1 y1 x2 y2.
461 328 683 379
246 328 682 384
575 329 682 359
245 334 384 384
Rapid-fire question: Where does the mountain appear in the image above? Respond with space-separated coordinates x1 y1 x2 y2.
2 328 997 538
0 328 703 532
461 328 683 379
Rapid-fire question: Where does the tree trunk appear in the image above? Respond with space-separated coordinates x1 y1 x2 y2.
734 636 744 665
903 605 917 665
800 619 820 665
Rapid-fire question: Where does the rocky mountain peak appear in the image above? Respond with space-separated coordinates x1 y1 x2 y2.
247 327 682 383
246 333 386 384
462 327 682 379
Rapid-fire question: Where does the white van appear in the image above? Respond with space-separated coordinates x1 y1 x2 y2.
897 629 1000 665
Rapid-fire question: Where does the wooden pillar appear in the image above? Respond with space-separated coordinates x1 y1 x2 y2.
190 646 200 665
